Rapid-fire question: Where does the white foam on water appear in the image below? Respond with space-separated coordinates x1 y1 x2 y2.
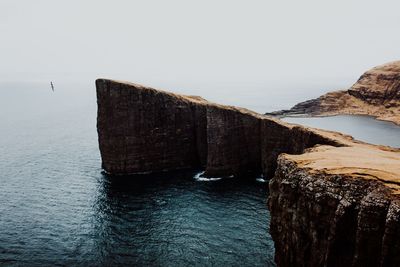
193 171 223 182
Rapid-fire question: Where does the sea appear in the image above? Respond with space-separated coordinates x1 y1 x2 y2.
1 80 399 266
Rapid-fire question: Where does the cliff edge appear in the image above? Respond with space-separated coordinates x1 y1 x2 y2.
96 78 340 177
269 141 400 266
96 78 400 266
267 61 400 125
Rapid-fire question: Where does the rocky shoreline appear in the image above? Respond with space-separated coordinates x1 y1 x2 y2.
267 61 400 126
96 79 400 266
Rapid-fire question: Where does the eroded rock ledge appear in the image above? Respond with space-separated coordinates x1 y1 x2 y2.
96 78 400 267
267 61 400 125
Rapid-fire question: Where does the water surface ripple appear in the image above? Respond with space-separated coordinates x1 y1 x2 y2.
0 82 275 266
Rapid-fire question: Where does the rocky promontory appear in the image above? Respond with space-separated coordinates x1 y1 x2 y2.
96 79 340 178
96 79 400 266
268 61 400 125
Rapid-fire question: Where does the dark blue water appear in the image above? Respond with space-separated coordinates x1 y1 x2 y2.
0 81 275 266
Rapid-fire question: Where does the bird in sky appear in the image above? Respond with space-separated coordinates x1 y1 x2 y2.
50 81 54 92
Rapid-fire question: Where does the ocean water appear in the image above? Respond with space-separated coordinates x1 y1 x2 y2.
1 80 399 266
0 81 275 266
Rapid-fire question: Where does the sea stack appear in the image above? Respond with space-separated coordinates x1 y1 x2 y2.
96 78 400 266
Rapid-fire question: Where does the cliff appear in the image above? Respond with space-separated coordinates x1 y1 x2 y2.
96 78 338 178
269 142 400 267
267 61 400 125
96 79 205 174
96 78 400 266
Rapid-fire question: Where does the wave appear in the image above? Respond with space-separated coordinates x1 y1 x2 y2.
193 171 225 182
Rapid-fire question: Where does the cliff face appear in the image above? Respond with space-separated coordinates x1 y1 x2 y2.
260 119 342 178
267 61 400 125
349 62 400 106
97 79 335 178
96 79 208 174
96 78 400 267
205 105 262 177
269 144 400 267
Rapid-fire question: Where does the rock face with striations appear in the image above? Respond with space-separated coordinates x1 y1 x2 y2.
267 61 400 125
269 142 400 267
260 119 342 178
96 79 208 174
96 78 337 178
205 105 262 177
96 78 400 266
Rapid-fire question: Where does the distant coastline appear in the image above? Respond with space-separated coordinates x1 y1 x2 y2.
266 60 400 126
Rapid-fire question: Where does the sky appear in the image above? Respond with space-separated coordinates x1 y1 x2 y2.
1 0 400 107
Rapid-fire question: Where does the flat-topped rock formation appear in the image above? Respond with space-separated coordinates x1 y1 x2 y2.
269 140 400 267
96 79 400 266
96 79 339 178
268 61 400 125
96 79 208 175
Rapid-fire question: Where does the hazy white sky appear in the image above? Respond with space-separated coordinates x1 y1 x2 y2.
1 0 400 87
